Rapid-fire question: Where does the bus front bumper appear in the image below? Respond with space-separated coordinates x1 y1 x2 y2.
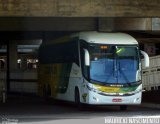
86 91 142 105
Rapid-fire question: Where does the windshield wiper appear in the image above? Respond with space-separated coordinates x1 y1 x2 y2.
90 79 106 85
128 80 141 86
118 61 131 87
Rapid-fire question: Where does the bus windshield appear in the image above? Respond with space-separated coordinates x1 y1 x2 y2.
89 44 140 85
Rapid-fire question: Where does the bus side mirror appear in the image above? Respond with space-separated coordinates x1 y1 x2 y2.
84 49 90 66
141 50 149 68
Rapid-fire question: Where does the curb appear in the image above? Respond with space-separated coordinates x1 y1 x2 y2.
141 103 160 109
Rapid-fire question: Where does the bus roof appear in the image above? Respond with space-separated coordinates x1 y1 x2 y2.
72 31 138 45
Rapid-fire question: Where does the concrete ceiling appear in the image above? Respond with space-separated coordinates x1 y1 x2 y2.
0 0 160 17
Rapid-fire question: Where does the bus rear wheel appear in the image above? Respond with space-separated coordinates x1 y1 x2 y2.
120 105 127 111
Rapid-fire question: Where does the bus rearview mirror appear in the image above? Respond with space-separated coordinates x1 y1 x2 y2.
141 50 149 68
84 49 90 66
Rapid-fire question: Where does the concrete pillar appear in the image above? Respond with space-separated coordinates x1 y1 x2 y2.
9 41 18 71
4 57 7 71
21 56 28 70
152 18 160 31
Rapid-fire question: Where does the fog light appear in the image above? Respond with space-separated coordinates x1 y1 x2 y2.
134 98 140 103
93 97 99 102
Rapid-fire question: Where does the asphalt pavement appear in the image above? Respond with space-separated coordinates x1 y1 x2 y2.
0 95 160 124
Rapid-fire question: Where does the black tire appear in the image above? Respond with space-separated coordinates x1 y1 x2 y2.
75 88 84 110
43 86 47 98
43 85 54 104
120 105 127 111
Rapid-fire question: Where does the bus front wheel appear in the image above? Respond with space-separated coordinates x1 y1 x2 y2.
75 88 84 110
120 105 127 111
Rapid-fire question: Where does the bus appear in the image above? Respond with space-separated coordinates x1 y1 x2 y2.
38 31 149 110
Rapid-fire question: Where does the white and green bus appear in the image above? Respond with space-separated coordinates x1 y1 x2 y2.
38 31 149 110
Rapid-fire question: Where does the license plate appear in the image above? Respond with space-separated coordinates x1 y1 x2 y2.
112 98 122 102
